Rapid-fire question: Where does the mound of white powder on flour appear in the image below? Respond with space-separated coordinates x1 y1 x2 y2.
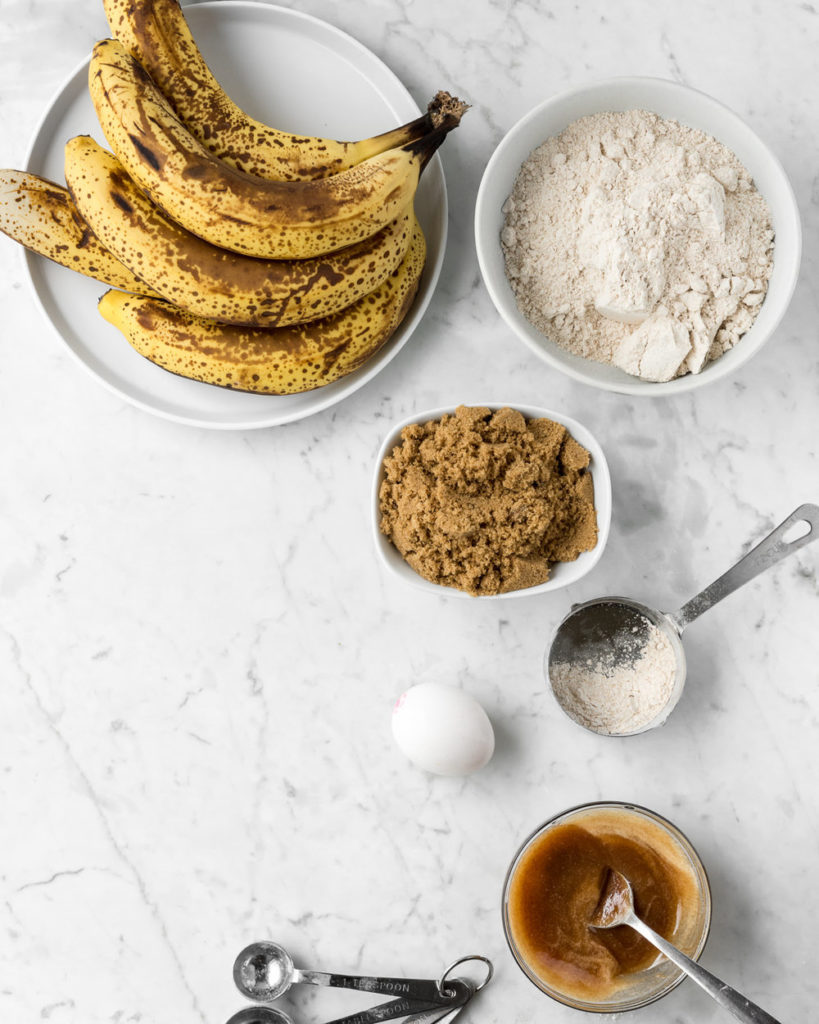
502 110 774 381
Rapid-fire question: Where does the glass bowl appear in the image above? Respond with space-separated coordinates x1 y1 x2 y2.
502 801 712 1012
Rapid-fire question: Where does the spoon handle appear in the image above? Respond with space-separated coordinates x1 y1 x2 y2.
670 503 819 631
319 980 472 1024
401 981 474 1024
401 1003 468 1024
627 913 782 1023
294 969 451 1005
319 995 444 1024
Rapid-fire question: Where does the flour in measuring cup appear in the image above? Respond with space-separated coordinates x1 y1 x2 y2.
550 622 677 735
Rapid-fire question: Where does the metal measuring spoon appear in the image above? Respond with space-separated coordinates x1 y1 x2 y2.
546 503 819 736
226 1010 295 1024
591 870 782 1023
225 979 473 1024
233 941 460 1005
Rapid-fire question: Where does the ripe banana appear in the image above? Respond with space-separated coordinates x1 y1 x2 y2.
65 136 414 328
89 39 460 259
0 169 155 294
102 0 460 181
98 217 426 395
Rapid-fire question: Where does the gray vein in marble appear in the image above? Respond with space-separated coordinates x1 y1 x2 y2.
39 1000 77 1019
15 868 89 894
245 640 273 926
659 30 686 83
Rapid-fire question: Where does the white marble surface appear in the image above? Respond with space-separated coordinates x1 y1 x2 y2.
1 1 818 1022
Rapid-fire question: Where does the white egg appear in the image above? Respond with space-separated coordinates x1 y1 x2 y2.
392 683 495 776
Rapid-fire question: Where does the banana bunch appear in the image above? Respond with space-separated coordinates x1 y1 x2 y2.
1 0 467 395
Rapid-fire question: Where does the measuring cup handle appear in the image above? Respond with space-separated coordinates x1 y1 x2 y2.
671 503 819 631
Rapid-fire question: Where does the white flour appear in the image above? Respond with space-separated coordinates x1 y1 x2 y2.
502 110 774 381
550 622 677 735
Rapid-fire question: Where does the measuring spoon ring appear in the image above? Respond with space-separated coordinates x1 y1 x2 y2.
234 942 457 1005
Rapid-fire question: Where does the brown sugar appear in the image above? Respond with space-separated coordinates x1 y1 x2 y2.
378 405 598 596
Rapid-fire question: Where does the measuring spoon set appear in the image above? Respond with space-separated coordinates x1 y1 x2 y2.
226 942 493 1024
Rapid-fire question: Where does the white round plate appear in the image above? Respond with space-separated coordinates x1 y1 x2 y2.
23 1 447 429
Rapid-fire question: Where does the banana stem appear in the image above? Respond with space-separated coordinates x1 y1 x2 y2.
401 92 469 175
427 91 471 129
369 91 470 156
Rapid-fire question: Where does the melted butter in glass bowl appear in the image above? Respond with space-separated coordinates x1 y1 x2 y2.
502 801 711 1012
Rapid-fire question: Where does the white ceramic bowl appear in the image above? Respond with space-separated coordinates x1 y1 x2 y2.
372 404 612 599
475 77 802 395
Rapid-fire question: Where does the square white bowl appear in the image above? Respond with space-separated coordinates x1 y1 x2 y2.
475 78 802 395
372 404 612 599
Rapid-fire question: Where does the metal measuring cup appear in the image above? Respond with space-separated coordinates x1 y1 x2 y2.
546 503 819 736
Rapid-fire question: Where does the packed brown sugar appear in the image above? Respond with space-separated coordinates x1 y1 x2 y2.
378 405 598 595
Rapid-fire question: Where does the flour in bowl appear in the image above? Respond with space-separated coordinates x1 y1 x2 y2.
502 110 774 381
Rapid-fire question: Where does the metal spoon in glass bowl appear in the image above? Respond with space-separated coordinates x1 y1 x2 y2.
546 503 819 735
591 870 782 1023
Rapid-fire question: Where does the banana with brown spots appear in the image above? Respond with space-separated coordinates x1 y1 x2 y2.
98 217 426 395
0 169 156 294
65 136 414 327
102 0 460 182
89 39 462 259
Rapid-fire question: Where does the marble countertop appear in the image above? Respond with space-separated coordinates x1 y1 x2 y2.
1 1 818 1022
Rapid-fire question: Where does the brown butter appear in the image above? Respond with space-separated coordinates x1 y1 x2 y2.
507 810 702 1001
